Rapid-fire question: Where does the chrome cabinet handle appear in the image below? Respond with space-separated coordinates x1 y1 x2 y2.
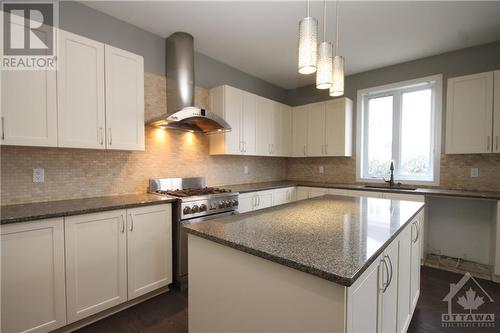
325 144 328 155
243 141 247 152
385 255 393 290
99 127 104 145
108 128 112 145
303 145 307 156
496 136 499 151
487 136 490 151
120 215 125 233
380 257 389 292
1 116 4 140
415 221 420 243
129 214 134 231
239 141 243 152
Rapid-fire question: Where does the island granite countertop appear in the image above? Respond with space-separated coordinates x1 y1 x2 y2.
222 180 500 200
184 194 424 287
1 194 177 224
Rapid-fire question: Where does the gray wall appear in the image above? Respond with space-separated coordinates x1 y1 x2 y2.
287 41 500 106
60 1 288 103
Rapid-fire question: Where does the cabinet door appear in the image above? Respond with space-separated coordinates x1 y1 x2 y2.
280 105 292 156
1 218 66 333
58 30 105 149
272 103 281 156
324 98 352 156
242 92 257 154
256 97 274 156
446 72 494 154
256 190 273 209
238 193 255 213
65 210 127 323
296 187 310 200
105 45 145 150
346 257 380 333
1 69 57 147
379 240 399 333
397 223 412 333
127 204 172 299
307 103 325 157
292 106 308 157
273 188 289 206
410 216 422 313
494 71 500 153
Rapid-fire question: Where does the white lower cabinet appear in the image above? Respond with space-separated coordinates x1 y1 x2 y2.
65 204 172 323
127 205 173 299
347 210 423 333
65 209 128 323
238 190 274 213
273 187 296 206
1 218 67 333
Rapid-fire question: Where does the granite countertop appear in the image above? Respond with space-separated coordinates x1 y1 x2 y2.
223 180 500 200
1 194 178 224
184 195 425 286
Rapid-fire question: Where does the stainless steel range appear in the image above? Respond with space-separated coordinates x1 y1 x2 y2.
150 177 238 288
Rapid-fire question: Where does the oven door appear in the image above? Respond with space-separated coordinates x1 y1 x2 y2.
178 211 238 283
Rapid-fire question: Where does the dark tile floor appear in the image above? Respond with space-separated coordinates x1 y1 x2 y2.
76 266 499 333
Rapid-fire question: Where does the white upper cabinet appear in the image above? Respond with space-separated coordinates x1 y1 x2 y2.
104 45 145 150
307 102 325 156
294 98 353 157
446 71 494 154
1 69 58 147
324 98 353 156
292 105 308 157
494 71 500 153
242 91 257 154
209 85 289 156
57 30 106 149
256 97 274 156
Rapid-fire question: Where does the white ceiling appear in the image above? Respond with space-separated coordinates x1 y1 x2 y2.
83 1 500 90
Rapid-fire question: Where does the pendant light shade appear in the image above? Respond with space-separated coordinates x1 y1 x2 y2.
298 16 318 74
316 41 333 89
315 0 332 89
330 0 344 96
330 55 344 96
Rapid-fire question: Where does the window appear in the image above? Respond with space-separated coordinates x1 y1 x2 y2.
357 75 442 184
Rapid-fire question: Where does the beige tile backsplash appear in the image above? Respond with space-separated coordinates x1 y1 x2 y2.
2 72 500 205
286 154 500 192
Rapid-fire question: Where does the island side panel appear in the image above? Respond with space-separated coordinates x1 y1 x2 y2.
188 234 347 333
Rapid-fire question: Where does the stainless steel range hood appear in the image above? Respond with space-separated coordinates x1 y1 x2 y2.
149 32 231 133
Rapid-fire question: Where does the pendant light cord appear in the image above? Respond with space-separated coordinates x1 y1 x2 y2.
306 0 310 17
323 0 327 41
335 0 340 55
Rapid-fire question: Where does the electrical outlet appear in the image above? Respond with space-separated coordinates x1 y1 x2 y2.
470 168 479 178
33 168 44 183
244 165 249 175
319 165 324 174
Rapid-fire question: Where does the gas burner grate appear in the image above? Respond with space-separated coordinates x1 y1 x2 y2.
156 187 231 198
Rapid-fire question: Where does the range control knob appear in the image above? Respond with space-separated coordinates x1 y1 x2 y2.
192 205 200 213
200 204 207 211
183 206 192 215
218 201 224 209
232 199 239 207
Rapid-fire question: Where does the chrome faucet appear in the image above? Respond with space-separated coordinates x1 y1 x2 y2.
384 161 396 187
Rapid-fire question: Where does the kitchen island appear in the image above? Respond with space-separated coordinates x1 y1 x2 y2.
184 195 425 333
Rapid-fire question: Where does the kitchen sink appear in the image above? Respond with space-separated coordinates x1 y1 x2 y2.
363 184 417 191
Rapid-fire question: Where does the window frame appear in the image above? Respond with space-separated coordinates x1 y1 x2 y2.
356 74 443 186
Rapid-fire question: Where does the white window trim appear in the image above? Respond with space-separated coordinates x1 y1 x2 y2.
356 74 443 186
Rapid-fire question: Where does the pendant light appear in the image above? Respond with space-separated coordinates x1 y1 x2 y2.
330 0 345 97
298 0 318 75
316 0 333 90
